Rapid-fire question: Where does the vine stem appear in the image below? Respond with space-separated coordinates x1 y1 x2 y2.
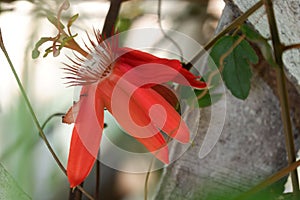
144 157 155 200
197 35 246 100
283 43 300 51
157 0 183 62
234 160 300 200
186 0 263 70
95 159 100 199
41 113 65 129
0 29 66 175
263 0 300 195
0 29 94 200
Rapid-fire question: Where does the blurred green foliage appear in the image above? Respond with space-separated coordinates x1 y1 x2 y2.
0 163 31 200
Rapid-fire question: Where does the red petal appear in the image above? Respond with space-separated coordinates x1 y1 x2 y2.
129 87 190 143
151 84 178 108
67 84 104 188
135 133 169 164
176 67 207 88
107 77 189 157
116 48 206 89
109 76 190 143
67 128 96 188
101 79 169 163
117 48 158 68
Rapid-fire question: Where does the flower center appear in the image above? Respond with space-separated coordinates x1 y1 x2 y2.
64 33 115 86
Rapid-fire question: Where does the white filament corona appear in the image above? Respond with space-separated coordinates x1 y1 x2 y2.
64 31 114 86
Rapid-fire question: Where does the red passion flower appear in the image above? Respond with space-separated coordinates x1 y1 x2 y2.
62 30 206 188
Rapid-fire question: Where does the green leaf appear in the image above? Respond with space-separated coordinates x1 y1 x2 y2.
210 35 258 100
0 163 31 200
202 69 222 88
196 91 223 107
241 24 277 67
179 85 222 108
277 193 297 200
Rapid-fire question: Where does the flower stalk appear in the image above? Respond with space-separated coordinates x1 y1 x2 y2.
263 0 300 195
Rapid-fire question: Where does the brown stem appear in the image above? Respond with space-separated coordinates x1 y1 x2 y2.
234 160 300 200
283 43 300 51
263 0 300 194
69 184 83 200
186 0 263 70
95 159 100 199
77 186 95 200
144 158 155 200
102 0 123 38
69 185 95 200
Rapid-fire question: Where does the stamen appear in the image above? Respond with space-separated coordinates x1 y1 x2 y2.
64 30 114 86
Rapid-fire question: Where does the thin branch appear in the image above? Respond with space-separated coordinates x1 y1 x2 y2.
41 113 65 130
102 0 123 38
95 159 101 200
283 43 300 51
263 0 300 194
69 185 83 200
77 185 95 200
144 136 173 200
157 0 183 62
186 0 263 70
144 157 156 200
69 185 95 200
0 29 94 200
0 28 66 175
234 160 300 200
